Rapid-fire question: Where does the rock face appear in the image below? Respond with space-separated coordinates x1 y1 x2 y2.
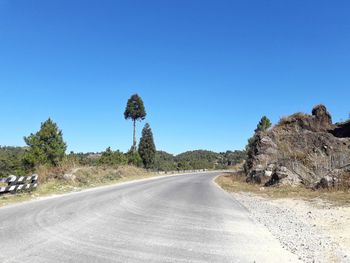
246 105 350 187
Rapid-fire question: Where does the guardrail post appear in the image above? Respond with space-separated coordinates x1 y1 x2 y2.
0 174 39 195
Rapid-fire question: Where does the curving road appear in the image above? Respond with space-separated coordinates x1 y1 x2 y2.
0 172 298 263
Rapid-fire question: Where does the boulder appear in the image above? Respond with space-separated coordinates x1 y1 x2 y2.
247 105 350 187
311 104 333 130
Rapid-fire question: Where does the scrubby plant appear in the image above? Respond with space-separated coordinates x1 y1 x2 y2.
99 147 127 167
126 150 143 167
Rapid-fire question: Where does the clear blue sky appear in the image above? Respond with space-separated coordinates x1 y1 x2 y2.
0 0 349 154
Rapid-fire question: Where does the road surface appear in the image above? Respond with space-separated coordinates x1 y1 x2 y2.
0 172 298 262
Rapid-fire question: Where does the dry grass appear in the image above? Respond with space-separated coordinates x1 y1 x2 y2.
35 165 70 183
216 172 350 206
0 165 155 207
276 112 310 127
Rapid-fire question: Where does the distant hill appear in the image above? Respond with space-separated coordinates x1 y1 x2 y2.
154 149 246 171
0 146 246 177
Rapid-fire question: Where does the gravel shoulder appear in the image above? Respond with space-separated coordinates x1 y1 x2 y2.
231 191 350 263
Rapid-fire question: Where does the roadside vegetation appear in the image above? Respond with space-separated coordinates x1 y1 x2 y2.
217 171 350 205
0 166 151 206
0 93 245 206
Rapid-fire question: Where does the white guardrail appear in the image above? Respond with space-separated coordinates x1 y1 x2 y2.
157 169 208 175
0 174 38 194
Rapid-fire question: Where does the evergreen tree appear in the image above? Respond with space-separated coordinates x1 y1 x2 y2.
23 118 67 169
245 116 272 158
124 94 146 152
255 116 272 133
138 123 156 168
99 147 114 165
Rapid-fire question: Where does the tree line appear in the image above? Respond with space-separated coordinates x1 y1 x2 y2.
0 94 245 177
154 150 246 171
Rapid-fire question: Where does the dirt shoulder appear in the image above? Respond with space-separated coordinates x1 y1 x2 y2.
0 166 155 207
0 166 209 207
216 173 350 263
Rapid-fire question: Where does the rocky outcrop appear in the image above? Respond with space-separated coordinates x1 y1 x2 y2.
331 120 350 138
246 105 350 188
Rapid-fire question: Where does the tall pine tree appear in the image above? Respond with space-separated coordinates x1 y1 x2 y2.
124 94 146 152
138 123 156 169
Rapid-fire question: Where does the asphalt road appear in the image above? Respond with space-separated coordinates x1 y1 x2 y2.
0 172 298 263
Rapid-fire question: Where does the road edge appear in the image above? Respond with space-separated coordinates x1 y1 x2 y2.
0 170 218 210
